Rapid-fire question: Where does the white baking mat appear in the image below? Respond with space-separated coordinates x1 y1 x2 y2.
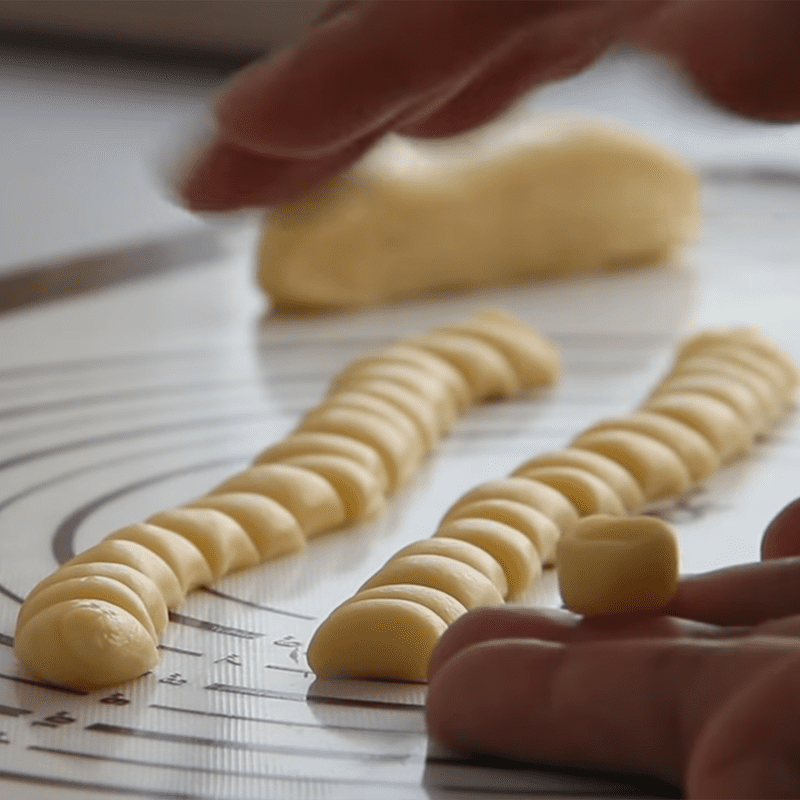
1 162 799 799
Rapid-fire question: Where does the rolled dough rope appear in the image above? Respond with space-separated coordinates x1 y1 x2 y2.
15 309 558 688
309 325 796 681
257 116 700 310
339 585 468 625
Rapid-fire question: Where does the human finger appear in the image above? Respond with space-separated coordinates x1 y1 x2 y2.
631 0 800 121
761 496 800 560
426 635 800 789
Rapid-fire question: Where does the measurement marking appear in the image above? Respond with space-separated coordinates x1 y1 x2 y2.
0 632 14 646
158 644 203 657
27 747 421 789
149 703 424 736
168 612 263 639
0 672 87 695
207 681 425 710
0 586 23 604
85 722 412 762
200 587 316 620
266 664 311 675
0 703 31 717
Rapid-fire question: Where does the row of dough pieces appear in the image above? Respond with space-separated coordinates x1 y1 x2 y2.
13 309 562 689
306 326 799 682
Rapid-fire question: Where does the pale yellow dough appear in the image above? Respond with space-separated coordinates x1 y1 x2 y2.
556 515 680 615
258 116 699 309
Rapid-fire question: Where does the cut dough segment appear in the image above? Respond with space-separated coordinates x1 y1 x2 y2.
571 429 692 502
210 464 347 538
642 392 754 461
435 518 541 599
306 598 447 682
25 562 168 636
440 499 561 564
104 523 213 594
391 537 508 598
258 120 699 309
278 453 385 523
361 554 504 610
17 576 159 644
670 355 783 424
408 331 521 401
186 493 305 561
649 374 767 434
15 600 159 688
332 378 441 447
515 448 644 513
556 515 679 615
254 432 389 493
342 585 467 625
690 344 791 397
583 412 719 483
512 466 627 519
147 507 260 579
66 539 184 608
439 310 562 389
444 477 579 536
297 405 422 490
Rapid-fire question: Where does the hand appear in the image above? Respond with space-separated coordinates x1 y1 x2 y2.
425 497 800 799
179 0 800 213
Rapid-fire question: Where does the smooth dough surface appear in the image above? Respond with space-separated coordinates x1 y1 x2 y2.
258 116 699 309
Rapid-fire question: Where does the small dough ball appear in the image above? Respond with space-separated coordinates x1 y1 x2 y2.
439 498 561 565
258 118 699 309
360 554 504 610
14 599 159 689
556 514 679 615
186 493 305 561
391 537 509 598
210 464 346 538
571 429 692 502
343 584 467 625
515 448 644 513
147 507 260 579
307 598 447 682
104 523 213 595
435 518 541 599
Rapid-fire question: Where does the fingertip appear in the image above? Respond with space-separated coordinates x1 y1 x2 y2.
761 497 800 560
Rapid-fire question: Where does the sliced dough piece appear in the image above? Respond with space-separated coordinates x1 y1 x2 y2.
333 378 441 447
343 584 467 625
147 507 260 579
571 429 692 502
444 477 580 536
361 554 504 610
435 517 541 599
688 344 791 397
14 599 159 689
258 120 699 310
440 498 561 565
17 575 159 644
556 514 679 615
391 537 508 598
279 453 385 523
104 523 213 595
649 374 768 434
642 391 754 461
408 331 521 401
583 411 720 483
253 432 389 493
321 390 427 453
297 405 422 490
330 360 459 431
438 310 561 389
515 448 644 513
186 493 305 561
306 598 447 682
66 539 184 608
677 327 799 391
511 466 627 519
210 464 346 538
25 562 168 636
